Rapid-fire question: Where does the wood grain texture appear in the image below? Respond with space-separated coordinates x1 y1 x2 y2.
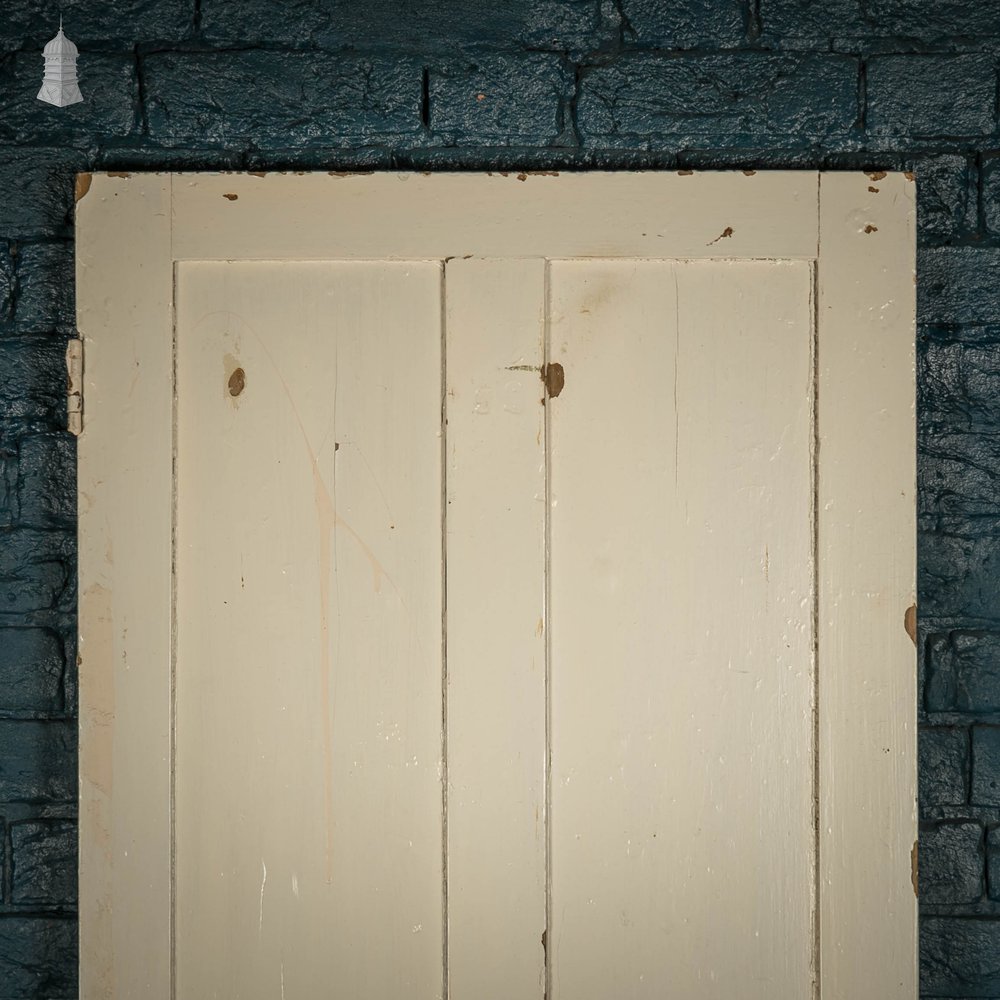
173 261 444 999
76 174 174 1000
817 172 917 1000
547 259 816 1000
445 258 547 1000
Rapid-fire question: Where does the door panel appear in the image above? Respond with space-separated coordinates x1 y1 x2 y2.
174 262 445 999
444 258 548 1000
174 257 815 998
548 260 815 999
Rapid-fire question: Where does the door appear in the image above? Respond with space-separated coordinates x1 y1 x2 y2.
76 171 916 1000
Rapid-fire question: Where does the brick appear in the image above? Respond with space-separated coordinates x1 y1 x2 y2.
0 54 138 145
920 727 969 807
620 0 745 47
981 156 1000 240
0 917 76 996
919 432 1000 520
10 820 76 905
0 149 87 238
0 339 66 424
577 54 857 145
430 55 574 146
973 727 1000 805
14 242 75 336
920 342 1000 432
920 529 1000 622
914 155 978 243
244 147 393 171
145 52 423 148
920 822 983 904
0 628 63 716
920 249 1000 325
759 0 864 46
761 0 1000 46
0 245 13 328
921 916 1000 997
202 0 600 52
0 452 14 527
0 0 191 51
520 0 602 50
0 528 72 615
871 0 1000 41
928 633 1000 714
0 721 75 803
989 826 1000 900
16 435 75 528
868 55 995 138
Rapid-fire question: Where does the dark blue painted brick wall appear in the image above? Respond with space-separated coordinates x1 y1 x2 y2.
1 0 998 996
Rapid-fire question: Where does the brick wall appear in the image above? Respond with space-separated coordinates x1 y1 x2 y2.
0 0 998 996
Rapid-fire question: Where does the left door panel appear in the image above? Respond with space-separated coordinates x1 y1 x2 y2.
174 261 445 998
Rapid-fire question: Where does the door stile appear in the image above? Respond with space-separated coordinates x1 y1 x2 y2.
816 173 917 1000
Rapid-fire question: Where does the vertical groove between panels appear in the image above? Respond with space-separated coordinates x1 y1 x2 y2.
811 186 823 999
169 252 179 1000
543 259 553 1000
440 259 450 1000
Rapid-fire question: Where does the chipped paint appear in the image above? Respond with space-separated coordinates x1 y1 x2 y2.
867 170 888 181
541 362 564 399
911 840 918 897
864 224 879 234
75 171 92 202
223 193 239 201
107 171 131 179
66 338 84 435
707 226 735 245
904 604 917 646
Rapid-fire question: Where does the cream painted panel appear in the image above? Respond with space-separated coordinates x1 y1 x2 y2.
174 262 444 999
445 259 547 1000
169 171 818 262
548 259 816 1000
818 173 917 999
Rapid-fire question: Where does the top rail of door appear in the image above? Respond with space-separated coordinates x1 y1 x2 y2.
76 170 913 262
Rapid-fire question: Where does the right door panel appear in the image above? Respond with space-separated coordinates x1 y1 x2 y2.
548 259 816 999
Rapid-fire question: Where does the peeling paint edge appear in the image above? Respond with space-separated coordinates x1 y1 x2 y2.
75 172 92 202
904 604 917 646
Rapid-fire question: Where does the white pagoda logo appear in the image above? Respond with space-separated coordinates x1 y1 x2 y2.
37 20 83 107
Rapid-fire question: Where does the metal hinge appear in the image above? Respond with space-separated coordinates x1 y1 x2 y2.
67 337 83 436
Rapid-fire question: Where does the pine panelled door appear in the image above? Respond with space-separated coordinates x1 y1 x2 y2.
75 172 916 999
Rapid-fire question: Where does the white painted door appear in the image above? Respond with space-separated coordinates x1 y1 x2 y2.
76 172 916 1000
